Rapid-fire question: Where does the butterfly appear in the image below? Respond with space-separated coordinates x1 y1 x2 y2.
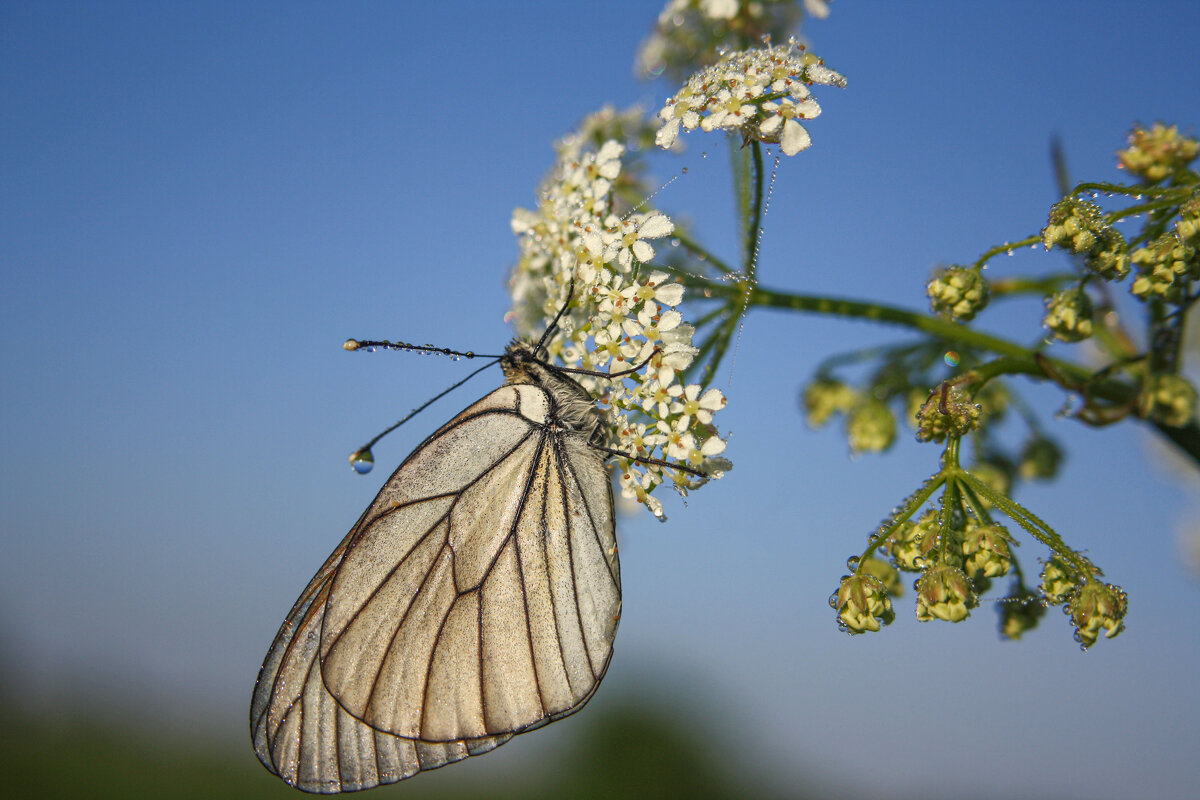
250 325 633 792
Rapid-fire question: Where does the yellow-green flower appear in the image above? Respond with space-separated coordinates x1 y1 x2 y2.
1138 373 1197 428
1039 558 1077 605
883 516 923 572
1043 287 1094 343
860 556 903 597
834 574 895 634
1068 581 1128 647
927 265 990 321
916 565 973 622
962 524 1013 579
1117 122 1199 182
915 386 983 443
801 378 858 428
997 587 1046 641
846 398 897 453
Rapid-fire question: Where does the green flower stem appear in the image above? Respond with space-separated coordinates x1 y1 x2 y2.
957 469 1096 578
988 273 1078 297
971 235 1042 269
1071 181 1188 201
858 473 946 565
953 474 996 526
732 139 752 266
745 140 765 281
686 277 1200 467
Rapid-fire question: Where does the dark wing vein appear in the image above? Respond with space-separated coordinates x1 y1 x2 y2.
323 421 539 657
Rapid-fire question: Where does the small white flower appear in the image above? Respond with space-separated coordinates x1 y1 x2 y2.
508 122 730 517
653 39 844 156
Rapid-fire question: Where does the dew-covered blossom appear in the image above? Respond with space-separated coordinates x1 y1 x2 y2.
1116 123 1199 182
914 386 983 443
1068 581 1128 648
926 265 990 321
834 574 894 634
1042 286 1094 342
654 38 845 156
915 565 974 623
509 128 730 518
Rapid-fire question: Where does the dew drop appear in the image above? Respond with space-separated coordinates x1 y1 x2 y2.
846 556 861 572
943 350 960 367
349 448 375 475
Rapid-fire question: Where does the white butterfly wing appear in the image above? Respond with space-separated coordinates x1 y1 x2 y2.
250 382 619 793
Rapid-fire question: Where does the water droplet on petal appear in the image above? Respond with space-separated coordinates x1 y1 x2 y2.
349 448 375 475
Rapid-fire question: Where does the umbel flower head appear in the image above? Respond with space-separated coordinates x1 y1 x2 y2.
1137 373 1198 428
1068 581 1128 648
801 377 858 427
915 385 983 443
1043 286 1094 343
509 129 731 518
1117 122 1200 182
916 565 974 622
997 585 1047 641
926 265 990 321
1042 198 1131 280
1130 230 1199 303
654 38 845 156
833 573 894 634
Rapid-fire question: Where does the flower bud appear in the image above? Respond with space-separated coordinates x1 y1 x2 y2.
1039 558 1077 605
1130 232 1198 302
1138 373 1197 428
801 378 858 428
1116 123 1199 182
834 574 895 634
961 524 1013 579
1043 287 1094 342
997 586 1046 640
861 556 904 597
883 515 924 572
915 386 983 443
1068 581 1128 647
927 265 990 321
1043 198 1103 254
916 565 974 622
846 399 897 453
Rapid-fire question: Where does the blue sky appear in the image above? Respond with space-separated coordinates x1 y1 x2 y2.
3 2 1199 798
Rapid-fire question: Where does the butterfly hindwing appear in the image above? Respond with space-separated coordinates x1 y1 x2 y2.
250 378 619 793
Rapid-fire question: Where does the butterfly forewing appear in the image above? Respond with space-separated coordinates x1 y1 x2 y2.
251 369 620 793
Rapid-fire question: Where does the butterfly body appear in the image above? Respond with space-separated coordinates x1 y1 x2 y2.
251 340 620 793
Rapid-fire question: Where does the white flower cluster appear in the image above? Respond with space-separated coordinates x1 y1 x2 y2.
654 38 845 156
510 133 730 518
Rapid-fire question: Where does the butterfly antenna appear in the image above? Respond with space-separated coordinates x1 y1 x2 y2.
351 356 502 456
535 279 577 357
590 442 708 478
344 339 504 360
559 346 660 379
